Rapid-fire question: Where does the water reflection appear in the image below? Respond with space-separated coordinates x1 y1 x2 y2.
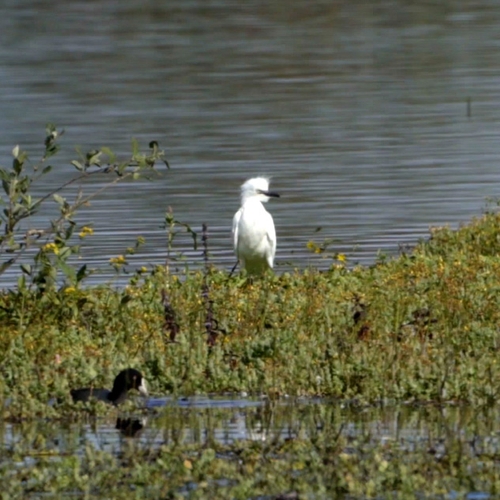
1 398 499 497
115 417 148 438
1 1 500 285
1 399 499 457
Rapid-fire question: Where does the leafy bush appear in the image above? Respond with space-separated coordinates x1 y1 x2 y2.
0 124 168 291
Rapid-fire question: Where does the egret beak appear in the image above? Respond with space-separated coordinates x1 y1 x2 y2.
259 189 280 198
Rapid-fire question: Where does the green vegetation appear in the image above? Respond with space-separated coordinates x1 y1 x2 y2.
0 124 168 290
1 127 500 497
3 209 500 416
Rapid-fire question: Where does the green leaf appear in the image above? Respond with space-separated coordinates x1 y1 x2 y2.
100 147 116 163
0 258 15 274
12 203 26 216
58 261 76 281
6 242 21 252
21 264 32 275
13 159 22 175
42 165 52 175
120 294 132 306
17 274 26 289
58 246 71 260
44 145 60 158
65 223 76 240
76 264 87 283
45 123 56 136
131 138 139 157
53 194 65 205
29 198 43 213
8 178 17 196
86 150 102 166
117 161 129 176
21 193 31 205
71 160 84 171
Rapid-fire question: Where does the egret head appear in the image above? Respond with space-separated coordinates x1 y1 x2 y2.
240 177 280 204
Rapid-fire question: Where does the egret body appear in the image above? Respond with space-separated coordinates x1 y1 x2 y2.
232 177 280 275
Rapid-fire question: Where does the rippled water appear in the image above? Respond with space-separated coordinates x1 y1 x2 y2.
1 0 500 283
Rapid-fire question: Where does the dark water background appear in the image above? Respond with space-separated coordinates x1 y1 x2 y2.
1 0 500 283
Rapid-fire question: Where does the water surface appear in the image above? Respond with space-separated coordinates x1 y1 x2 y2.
2 399 499 490
1 0 500 283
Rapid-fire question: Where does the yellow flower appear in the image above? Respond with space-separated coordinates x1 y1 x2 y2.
306 241 316 251
43 242 59 254
139 266 148 273
109 255 127 266
79 226 94 238
337 253 347 262
64 286 76 294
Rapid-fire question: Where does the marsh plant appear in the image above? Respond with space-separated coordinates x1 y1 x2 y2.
1 128 500 411
0 124 168 291
1 206 500 416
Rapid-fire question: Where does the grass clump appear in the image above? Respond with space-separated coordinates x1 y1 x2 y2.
1 209 500 416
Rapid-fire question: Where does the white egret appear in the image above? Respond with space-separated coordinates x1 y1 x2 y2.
232 177 280 275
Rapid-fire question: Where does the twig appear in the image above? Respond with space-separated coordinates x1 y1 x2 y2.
201 223 220 348
228 260 238 278
161 288 179 343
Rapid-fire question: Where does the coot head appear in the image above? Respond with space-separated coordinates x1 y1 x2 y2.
71 368 148 406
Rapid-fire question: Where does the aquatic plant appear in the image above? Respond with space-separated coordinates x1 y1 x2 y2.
1 403 499 498
0 207 500 415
